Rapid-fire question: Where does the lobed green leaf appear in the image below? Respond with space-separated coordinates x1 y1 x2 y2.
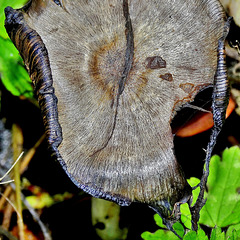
200 147 240 228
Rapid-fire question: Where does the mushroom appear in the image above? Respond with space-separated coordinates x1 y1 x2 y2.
4 0 230 234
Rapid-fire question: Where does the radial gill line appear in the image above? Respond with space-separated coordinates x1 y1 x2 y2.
119 0 134 95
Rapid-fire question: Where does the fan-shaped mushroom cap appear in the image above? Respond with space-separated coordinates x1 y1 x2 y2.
5 0 226 218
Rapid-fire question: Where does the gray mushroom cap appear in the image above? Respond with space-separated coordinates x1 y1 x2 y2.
5 0 226 220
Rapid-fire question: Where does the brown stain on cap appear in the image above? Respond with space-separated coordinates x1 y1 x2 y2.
159 73 173 81
89 36 124 101
145 56 166 69
179 83 194 94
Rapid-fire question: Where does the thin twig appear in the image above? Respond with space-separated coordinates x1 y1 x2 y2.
22 194 52 240
0 134 45 209
1 192 21 222
2 193 14 230
185 103 211 113
0 152 24 183
8 183 52 240
0 185 12 210
0 133 48 239
0 133 50 239
12 124 25 240
0 225 18 240
20 133 45 173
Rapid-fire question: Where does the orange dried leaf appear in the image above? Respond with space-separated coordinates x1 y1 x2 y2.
12 224 39 240
176 96 236 137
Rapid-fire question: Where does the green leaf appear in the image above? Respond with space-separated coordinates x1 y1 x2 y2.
141 226 209 240
182 229 208 240
141 229 179 240
199 147 240 227
26 193 55 209
210 227 225 240
0 37 33 98
227 229 238 240
0 0 28 38
226 223 240 239
153 214 185 236
188 177 201 206
197 229 208 240
180 177 201 229
141 223 184 240
154 214 167 229
173 222 185 238
181 203 192 229
154 214 166 229
0 0 33 99
142 218 185 240
183 231 197 240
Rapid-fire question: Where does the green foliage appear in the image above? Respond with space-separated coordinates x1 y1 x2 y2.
141 221 184 240
210 227 225 240
200 147 240 227
183 229 208 240
0 0 34 99
226 223 240 239
0 38 33 98
141 146 240 240
0 0 27 39
180 177 201 230
26 192 73 209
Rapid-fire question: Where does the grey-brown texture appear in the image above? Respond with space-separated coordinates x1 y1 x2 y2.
5 0 227 224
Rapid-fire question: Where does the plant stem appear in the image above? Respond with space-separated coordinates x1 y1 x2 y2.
12 124 24 240
0 133 45 210
20 133 45 173
2 193 14 230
